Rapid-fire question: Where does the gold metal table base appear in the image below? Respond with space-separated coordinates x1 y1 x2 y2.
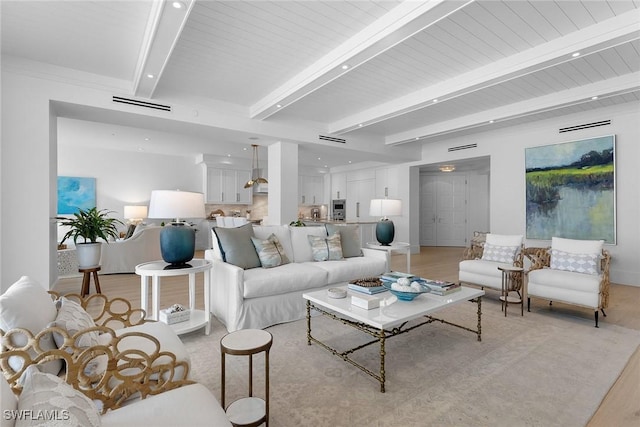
305 297 482 393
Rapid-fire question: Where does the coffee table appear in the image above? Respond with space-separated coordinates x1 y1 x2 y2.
303 285 484 392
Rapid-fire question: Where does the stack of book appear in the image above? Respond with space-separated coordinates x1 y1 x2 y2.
380 271 416 282
423 279 461 295
347 278 387 295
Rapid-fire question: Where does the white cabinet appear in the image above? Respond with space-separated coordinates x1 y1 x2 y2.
204 167 252 204
375 167 399 198
346 179 375 221
331 172 346 200
299 175 324 205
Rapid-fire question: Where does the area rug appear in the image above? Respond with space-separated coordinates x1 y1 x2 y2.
181 296 640 427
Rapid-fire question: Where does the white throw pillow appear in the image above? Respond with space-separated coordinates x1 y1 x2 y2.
551 237 604 255
485 234 523 247
51 297 100 350
0 276 61 375
16 366 101 427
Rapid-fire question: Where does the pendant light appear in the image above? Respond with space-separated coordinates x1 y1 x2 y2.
244 144 268 188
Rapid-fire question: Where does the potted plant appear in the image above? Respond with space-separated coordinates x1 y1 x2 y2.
56 207 123 269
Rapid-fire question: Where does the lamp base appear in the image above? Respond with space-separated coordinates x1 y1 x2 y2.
159 223 196 266
375 219 395 246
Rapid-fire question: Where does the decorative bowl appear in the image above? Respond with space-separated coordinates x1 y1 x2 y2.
381 282 431 301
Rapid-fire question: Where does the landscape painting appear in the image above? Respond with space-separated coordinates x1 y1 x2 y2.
525 135 615 243
57 176 96 214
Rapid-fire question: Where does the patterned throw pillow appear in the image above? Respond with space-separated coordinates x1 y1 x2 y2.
17 366 101 427
307 233 343 262
251 234 290 268
51 297 100 350
481 243 519 263
550 249 599 275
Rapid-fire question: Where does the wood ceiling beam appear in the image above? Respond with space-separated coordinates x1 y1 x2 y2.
330 10 640 137
249 0 474 121
133 0 194 99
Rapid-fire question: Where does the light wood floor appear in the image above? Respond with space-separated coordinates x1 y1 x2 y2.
55 247 640 426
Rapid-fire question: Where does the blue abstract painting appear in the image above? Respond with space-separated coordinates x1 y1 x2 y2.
57 176 96 214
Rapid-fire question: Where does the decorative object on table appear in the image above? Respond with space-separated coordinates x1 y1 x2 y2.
380 271 415 282
327 288 347 299
369 198 402 245
124 205 148 225
525 135 615 243
351 293 380 310
382 280 431 301
348 277 387 294
57 176 96 215
244 144 268 188
56 207 123 269
423 278 461 296
159 303 191 324
289 219 306 227
148 190 206 268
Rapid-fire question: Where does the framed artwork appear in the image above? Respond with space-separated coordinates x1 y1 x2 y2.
57 176 96 214
525 135 615 244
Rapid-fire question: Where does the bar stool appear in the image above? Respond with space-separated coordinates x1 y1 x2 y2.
78 266 101 297
498 265 524 317
221 329 272 427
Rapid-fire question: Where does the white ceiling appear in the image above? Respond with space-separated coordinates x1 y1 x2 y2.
2 0 639 169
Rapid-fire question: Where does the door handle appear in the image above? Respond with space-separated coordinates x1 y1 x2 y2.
236 193 239 202
302 195 306 204
356 202 360 217
221 192 224 202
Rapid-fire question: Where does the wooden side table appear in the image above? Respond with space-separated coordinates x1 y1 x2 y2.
221 329 273 427
498 265 524 317
78 266 101 297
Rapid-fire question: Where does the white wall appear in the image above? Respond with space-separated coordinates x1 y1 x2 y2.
413 102 640 285
58 144 201 231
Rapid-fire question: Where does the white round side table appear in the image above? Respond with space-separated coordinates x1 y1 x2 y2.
221 329 273 427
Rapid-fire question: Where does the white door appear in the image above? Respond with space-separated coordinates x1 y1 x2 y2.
420 174 468 246
420 175 437 246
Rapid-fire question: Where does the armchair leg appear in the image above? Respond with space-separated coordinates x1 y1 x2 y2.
527 297 531 312
601 308 607 317
595 310 599 328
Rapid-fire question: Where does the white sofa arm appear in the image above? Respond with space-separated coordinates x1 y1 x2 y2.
204 250 246 332
361 247 390 271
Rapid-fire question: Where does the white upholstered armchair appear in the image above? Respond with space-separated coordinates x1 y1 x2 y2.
100 225 162 274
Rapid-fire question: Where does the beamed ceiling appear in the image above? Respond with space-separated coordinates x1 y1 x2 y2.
2 0 639 168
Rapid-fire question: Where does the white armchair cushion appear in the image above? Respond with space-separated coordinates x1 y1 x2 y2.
528 268 601 308
459 259 513 290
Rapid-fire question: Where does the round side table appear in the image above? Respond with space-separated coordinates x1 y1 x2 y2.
221 329 273 427
498 265 524 317
78 266 101 297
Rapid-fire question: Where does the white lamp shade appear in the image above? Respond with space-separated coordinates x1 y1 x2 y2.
369 199 402 217
123 205 148 220
148 190 205 220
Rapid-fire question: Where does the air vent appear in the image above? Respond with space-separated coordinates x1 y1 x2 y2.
448 143 477 152
319 135 346 144
559 120 610 133
112 96 171 112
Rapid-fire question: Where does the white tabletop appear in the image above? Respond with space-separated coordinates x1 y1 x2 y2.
304 285 484 330
135 259 212 276
367 242 410 250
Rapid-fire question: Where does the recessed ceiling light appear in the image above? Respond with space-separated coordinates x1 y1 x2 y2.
358 124 363 127
144 137 149 141
489 120 494 124
276 104 282 108
348 161 352 164
249 137 259 140
572 52 580 57
324 165 328 168
341 64 349 70
146 73 154 79
227 154 231 157
591 96 599 100
243 147 248 151
439 165 455 172
415 137 420 140
172 1 184 9
317 157 321 160
433 99 438 103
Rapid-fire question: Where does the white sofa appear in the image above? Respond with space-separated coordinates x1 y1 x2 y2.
525 237 611 327
205 224 388 332
100 225 162 274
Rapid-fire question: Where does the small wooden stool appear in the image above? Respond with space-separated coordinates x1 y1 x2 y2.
78 266 101 297
221 329 272 427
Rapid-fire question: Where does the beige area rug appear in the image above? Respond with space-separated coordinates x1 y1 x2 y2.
181 296 640 427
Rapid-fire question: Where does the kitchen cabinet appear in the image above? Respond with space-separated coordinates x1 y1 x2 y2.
299 174 324 205
346 179 375 221
375 167 399 198
203 167 252 204
331 172 346 200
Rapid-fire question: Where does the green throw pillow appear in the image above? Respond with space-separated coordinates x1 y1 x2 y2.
325 224 362 258
213 223 261 269
308 233 343 261
251 234 290 268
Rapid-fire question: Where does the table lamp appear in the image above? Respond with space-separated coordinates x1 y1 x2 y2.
369 199 402 246
123 205 148 225
148 190 205 268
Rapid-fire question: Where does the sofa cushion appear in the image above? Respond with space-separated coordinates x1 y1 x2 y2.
308 233 343 261
243 263 328 298
253 225 294 261
251 234 290 268
307 256 387 284
17 365 101 427
0 276 61 375
550 249 600 275
459 259 514 290
325 224 363 258
289 226 327 263
481 243 519 263
213 223 261 269
100 383 231 427
528 268 602 308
